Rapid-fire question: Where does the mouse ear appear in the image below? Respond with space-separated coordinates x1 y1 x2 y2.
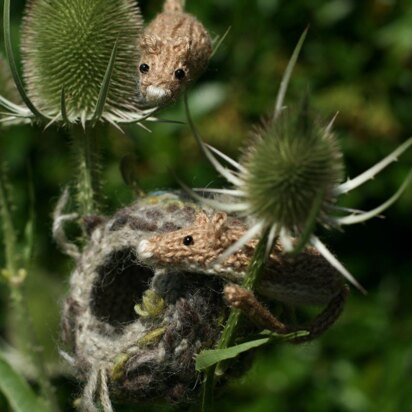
194 211 209 226
140 35 163 54
211 212 227 234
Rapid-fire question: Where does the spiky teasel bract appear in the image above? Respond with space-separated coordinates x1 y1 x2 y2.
185 30 412 292
0 0 157 128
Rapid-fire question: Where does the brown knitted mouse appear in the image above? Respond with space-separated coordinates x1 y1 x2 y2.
138 211 350 342
138 0 212 107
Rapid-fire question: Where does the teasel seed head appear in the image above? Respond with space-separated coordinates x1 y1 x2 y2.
185 29 412 293
21 0 143 122
242 105 344 232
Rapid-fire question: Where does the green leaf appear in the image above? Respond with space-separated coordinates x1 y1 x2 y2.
3 0 47 120
196 338 270 371
196 330 311 372
0 354 52 412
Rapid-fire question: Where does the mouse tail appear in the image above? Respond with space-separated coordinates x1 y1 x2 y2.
163 0 185 13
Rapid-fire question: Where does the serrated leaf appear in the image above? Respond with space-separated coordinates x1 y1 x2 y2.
0 354 52 412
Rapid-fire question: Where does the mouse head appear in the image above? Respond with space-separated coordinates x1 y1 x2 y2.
138 34 192 105
138 211 234 267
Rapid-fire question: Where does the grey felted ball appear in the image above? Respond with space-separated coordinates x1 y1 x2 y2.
60 192 231 406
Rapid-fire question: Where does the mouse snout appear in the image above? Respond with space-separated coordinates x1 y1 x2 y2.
138 239 154 258
145 85 172 102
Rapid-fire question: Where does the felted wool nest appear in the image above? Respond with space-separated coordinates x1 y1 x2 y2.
58 189 349 408
60 192 231 405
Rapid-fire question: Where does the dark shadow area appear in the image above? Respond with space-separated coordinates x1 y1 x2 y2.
91 248 154 326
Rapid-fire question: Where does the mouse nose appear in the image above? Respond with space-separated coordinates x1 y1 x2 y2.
138 239 153 258
145 85 172 102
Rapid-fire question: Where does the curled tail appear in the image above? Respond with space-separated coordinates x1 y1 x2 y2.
224 283 349 344
163 0 185 13
291 285 350 343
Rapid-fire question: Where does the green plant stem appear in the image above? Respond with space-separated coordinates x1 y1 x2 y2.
9 284 61 412
201 229 270 412
201 367 216 412
0 171 17 275
71 125 101 216
0 172 61 412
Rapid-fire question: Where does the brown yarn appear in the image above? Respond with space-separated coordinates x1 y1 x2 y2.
224 283 350 343
163 0 185 13
138 0 212 106
139 210 347 306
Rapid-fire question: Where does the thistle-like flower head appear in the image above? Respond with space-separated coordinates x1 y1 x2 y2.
243 105 344 232
0 0 156 127
185 30 412 293
23 0 142 119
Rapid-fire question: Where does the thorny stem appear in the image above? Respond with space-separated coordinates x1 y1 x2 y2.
201 229 270 412
71 125 101 217
0 171 61 412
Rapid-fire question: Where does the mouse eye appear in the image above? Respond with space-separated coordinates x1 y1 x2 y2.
183 235 194 246
139 64 150 74
175 68 186 80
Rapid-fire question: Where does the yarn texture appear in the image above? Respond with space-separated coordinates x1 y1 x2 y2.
60 192 230 405
59 191 348 407
138 0 212 106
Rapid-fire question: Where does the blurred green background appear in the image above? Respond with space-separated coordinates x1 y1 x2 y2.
1 0 412 411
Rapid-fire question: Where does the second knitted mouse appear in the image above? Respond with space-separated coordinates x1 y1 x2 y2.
138 0 212 107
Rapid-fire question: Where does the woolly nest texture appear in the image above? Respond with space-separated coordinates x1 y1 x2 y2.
61 192 235 404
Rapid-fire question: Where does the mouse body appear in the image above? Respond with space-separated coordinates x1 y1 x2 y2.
138 0 212 106
138 211 347 307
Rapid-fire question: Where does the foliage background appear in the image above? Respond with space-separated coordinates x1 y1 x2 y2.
0 0 411 411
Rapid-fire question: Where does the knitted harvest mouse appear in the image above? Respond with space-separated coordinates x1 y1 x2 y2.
137 0 212 107
138 211 350 343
